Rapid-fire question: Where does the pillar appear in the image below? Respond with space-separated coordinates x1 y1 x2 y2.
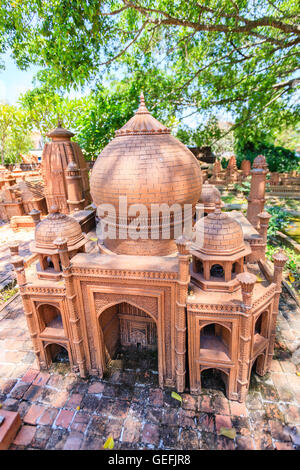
246 155 268 230
54 237 87 377
65 162 85 212
175 235 191 393
257 211 271 261
236 272 256 402
267 250 288 369
11 256 43 367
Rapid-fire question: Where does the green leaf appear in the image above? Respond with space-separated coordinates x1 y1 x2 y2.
171 391 182 402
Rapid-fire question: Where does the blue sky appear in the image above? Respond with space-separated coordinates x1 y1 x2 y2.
0 52 41 104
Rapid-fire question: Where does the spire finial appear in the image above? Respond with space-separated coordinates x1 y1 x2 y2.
136 91 149 115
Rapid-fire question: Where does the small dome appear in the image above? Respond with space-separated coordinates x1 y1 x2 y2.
46 121 74 141
34 205 85 252
194 207 245 255
253 155 268 169
198 181 221 206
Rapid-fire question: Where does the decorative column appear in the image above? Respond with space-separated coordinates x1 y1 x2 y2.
65 162 85 212
29 209 41 226
267 250 288 369
246 155 268 230
11 255 43 367
257 211 271 261
175 235 191 393
54 237 87 378
236 272 257 402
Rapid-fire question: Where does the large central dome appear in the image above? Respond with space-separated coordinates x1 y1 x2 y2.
90 93 202 255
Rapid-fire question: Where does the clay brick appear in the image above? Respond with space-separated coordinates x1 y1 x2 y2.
0 410 21 450
38 407 59 426
33 372 50 387
230 401 248 417
141 423 160 446
63 432 83 450
215 414 232 433
65 393 83 409
13 425 36 446
54 409 75 429
122 418 142 443
22 368 39 384
149 388 163 407
24 404 45 425
10 381 31 399
88 382 105 394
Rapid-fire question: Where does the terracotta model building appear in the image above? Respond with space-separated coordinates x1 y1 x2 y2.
11 94 287 402
0 179 47 223
41 122 91 214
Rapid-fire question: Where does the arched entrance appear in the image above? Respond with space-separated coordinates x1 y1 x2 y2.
98 302 158 374
200 367 228 395
44 343 69 364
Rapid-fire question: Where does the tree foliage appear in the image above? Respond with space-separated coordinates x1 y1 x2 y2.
0 104 32 164
0 0 299 143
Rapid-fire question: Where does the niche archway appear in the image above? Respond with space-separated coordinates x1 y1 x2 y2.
37 304 63 331
200 322 231 361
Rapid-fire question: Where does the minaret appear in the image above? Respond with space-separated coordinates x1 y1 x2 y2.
237 272 257 402
175 235 191 393
246 155 268 230
267 250 288 369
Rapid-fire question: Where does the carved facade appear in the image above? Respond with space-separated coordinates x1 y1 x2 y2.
12 94 287 402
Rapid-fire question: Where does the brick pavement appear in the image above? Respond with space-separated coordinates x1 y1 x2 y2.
0 293 299 450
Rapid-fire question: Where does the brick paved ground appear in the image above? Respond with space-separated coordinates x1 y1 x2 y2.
0 292 299 450
0 227 300 450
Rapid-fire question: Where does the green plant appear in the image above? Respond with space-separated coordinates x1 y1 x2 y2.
266 207 290 238
233 178 251 196
236 143 300 173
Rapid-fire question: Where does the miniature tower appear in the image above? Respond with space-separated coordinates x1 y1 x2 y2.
246 155 268 229
41 122 91 214
241 159 251 178
226 155 238 183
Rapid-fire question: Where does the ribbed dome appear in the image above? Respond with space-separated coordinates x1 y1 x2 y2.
90 93 202 256
194 206 246 255
198 181 221 205
33 205 86 252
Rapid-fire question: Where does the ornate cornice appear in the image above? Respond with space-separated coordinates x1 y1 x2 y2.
71 267 178 281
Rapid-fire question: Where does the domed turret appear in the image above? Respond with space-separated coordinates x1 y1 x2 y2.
30 205 87 280
90 93 202 255
191 204 251 291
196 181 221 216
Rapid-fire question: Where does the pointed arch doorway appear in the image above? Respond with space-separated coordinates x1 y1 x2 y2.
97 301 159 378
